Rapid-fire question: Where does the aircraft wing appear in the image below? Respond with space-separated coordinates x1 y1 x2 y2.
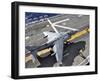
53 37 64 64
43 31 59 43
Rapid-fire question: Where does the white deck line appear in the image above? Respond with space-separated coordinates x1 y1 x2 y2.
47 19 59 33
54 25 78 31
53 18 70 25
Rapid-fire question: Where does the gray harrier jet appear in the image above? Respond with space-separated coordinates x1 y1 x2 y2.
42 18 78 66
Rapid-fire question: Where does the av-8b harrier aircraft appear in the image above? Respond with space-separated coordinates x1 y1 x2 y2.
42 18 78 66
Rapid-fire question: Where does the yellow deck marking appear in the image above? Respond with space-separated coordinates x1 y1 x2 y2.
67 27 89 41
